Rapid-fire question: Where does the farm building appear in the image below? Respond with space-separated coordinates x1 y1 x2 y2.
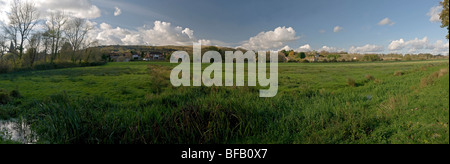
144 52 165 61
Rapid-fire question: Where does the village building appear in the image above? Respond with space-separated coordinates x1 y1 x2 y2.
143 52 165 61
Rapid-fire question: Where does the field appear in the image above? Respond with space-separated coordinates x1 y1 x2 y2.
0 60 449 144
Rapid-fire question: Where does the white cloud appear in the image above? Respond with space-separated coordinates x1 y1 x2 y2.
333 26 343 33
240 26 299 51
388 37 449 55
378 18 395 26
91 21 211 46
319 46 345 52
388 39 406 51
430 40 450 55
389 37 429 52
0 0 101 25
114 7 122 16
406 37 429 51
427 5 443 23
295 44 312 52
182 28 194 39
35 0 101 19
279 45 292 51
349 44 384 54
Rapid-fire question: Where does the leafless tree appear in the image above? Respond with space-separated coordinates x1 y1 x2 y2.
7 0 39 59
65 18 92 63
3 22 18 56
41 31 52 64
0 34 7 58
46 11 68 63
24 32 42 67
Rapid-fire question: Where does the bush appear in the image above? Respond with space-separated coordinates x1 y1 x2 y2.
301 59 310 63
0 61 10 74
394 71 404 76
288 59 300 63
0 90 11 105
347 78 356 87
10 89 21 98
438 68 449 78
0 89 22 105
365 74 375 81
363 55 381 62
299 52 306 59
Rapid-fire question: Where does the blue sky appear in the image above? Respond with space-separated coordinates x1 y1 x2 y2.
88 0 448 54
1 0 447 54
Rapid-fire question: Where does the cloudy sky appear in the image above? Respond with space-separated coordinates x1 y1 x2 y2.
0 0 448 54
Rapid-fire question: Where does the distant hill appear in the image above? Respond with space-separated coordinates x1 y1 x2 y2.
97 45 246 56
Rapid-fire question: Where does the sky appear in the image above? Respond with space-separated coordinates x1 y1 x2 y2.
0 0 449 55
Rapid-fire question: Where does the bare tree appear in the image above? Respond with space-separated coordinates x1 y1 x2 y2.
65 18 92 63
3 23 18 56
46 11 68 63
7 0 39 59
41 31 52 64
0 34 7 58
24 32 42 67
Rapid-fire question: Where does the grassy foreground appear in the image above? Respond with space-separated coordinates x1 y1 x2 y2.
0 60 449 144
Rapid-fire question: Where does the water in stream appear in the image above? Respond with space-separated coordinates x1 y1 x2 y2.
0 120 35 144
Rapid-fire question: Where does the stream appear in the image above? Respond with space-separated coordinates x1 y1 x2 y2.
0 120 36 144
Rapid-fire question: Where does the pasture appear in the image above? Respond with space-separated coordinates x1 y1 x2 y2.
0 60 448 144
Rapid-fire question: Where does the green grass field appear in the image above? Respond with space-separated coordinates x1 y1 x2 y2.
0 60 449 144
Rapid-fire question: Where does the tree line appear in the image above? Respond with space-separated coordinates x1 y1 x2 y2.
0 0 103 73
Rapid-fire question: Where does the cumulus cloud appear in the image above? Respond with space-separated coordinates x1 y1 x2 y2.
378 18 395 26
349 44 384 54
430 40 450 55
0 0 101 25
388 39 406 51
405 37 429 52
0 0 11 25
427 5 443 23
295 44 312 52
333 26 343 33
320 46 345 52
388 37 428 52
279 45 292 51
114 7 122 16
388 37 449 54
91 21 211 46
240 26 299 51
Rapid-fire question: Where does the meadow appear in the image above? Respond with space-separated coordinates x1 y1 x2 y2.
0 60 449 144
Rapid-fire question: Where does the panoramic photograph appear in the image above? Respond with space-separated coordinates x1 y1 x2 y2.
0 0 449 150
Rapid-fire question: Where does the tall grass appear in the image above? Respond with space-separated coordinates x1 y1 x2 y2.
2 60 449 144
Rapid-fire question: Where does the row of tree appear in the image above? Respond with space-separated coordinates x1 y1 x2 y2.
279 48 448 63
0 0 101 71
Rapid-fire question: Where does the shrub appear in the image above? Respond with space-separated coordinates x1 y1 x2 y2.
365 74 375 81
374 79 383 84
347 78 356 87
0 90 11 105
0 61 10 74
10 89 21 98
299 52 306 59
438 68 449 78
420 76 434 88
363 55 381 62
301 59 310 63
288 59 299 63
394 71 404 76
